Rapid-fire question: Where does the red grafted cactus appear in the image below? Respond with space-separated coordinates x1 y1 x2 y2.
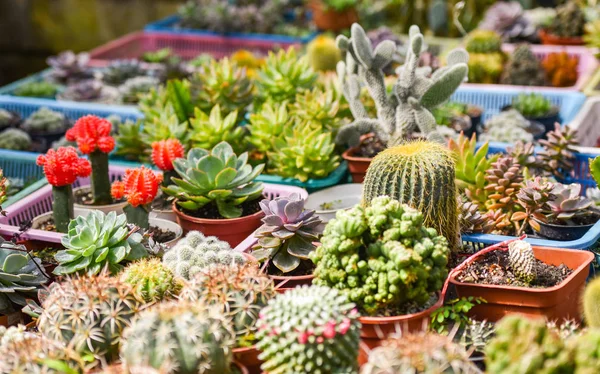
151 139 185 171
111 166 162 207
36 147 91 187
66 115 115 154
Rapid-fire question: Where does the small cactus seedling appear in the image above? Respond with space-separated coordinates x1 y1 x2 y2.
151 138 185 186
36 147 92 232
111 166 163 229
121 258 182 303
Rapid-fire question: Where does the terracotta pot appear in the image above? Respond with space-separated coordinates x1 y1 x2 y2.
271 273 314 290
233 346 262 373
539 29 584 46
233 360 250 374
342 148 372 183
449 246 594 322
0 311 23 327
173 202 264 247
310 0 358 31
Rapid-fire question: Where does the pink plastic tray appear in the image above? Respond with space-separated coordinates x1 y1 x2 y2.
88 32 299 67
463 44 597 91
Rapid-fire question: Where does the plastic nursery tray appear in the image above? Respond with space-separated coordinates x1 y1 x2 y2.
88 32 301 67
0 179 308 245
255 162 348 193
144 15 319 44
0 150 46 208
462 44 597 92
569 97 600 148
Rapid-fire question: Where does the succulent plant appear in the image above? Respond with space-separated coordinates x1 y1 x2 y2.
508 240 536 283
508 140 543 171
46 50 93 84
363 140 458 250
140 105 189 156
59 80 119 104
501 44 546 86
36 147 92 232
189 105 246 153
512 93 553 118
247 101 290 158
251 193 322 274
583 276 600 328
0 325 28 348
542 52 579 88
38 271 145 362
546 320 581 340
267 122 340 183
121 299 235 373
257 285 361 374
111 167 163 229
465 30 503 54
142 48 174 64
22 107 67 133
191 57 254 116
307 35 342 72
0 109 15 129
538 124 578 180
103 59 146 85
257 47 318 104
180 263 276 347
230 49 265 78
0 129 31 151
513 177 556 234
162 231 244 280
118 76 160 104
291 88 343 133
460 319 495 354
54 211 149 276
66 115 116 205
568 329 600 372
543 183 593 224
0 238 48 315
121 257 181 303
459 199 495 234
13 80 60 98
480 109 535 144
114 120 146 162
151 138 186 186
548 0 585 38
163 142 264 219
464 30 505 84
478 1 537 42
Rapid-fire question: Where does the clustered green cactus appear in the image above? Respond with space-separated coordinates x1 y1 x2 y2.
312 196 449 315
0 128 34 152
501 45 546 86
21 107 68 134
307 35 342 72
548 0 585 38
465 30 505 84
121 257 182 303
256 285 361 374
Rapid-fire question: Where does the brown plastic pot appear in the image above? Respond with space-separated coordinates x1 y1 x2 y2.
271 273 314 290
539 29 584 46
449 246 594 322
0 311 23 327
342 148 372 183
233 346 261 373
310 0 358 31
173 201 264 247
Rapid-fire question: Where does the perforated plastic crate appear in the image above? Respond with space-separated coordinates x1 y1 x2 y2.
569 97 600 148
0 150 46 208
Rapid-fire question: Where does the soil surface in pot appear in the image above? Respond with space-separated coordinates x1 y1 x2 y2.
546 212 599 226
179 199 261 220
147 225 176 243
74 189 125 206
354 136 386 158
456 250 572 288
369 292 440 317
33 247 60 266
266 260 314 277
151 194 172 211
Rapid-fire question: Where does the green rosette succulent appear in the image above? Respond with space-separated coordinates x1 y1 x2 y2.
247 101 290 156
54 211 149 276
163 141 265 219
189 105 246 153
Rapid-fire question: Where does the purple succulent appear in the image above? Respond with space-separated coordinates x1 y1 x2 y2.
544 183 593 222
46 51 93 84
479 1 538 42
251 193 323 273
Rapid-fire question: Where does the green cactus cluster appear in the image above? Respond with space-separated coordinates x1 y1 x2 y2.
121 257 182 303
464 30 505 84
311 196 449 315
507 240 536 283
307 35 342 72
501 45 546 86
0 128 31 151
465 30 502 54
21 107 68 133
256 285 361 374
583 277 600 329
548 0 585 38
0 109 14 129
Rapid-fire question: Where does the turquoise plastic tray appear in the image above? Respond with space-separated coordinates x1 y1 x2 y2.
0 150 46 208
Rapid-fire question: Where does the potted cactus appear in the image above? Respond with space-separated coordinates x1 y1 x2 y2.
0 129 32 151
121 258 182 303
335 24 468 182
110 166 183 246
310 0 359 31
508 93 559 135
539 0 585 45
20 107 70 152
162 141 265 246
464 30 506 84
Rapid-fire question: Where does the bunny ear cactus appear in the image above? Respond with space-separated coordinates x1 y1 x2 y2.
66 115 116 205
111 166 163 229
36 147 92 232
335 23 469 148
151 138 185 187
163 141 264 219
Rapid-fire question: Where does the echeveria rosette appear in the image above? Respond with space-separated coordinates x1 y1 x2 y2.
54 210 149 276
252 193 323 273
111 166 163 229
162 141 265 219
544 183 593 223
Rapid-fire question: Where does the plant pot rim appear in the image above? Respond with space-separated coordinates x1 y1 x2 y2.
72 186 128 210
359 291 443 324
539 29 584 44
533 217 596 229
233 345 257 354
342 147 373 162
173 200 265 224
269 273 315 281
449 246 594 293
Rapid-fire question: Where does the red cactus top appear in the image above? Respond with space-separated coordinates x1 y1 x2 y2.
36 147 92 187
66 115 115 154
111 166 163 207
151 139 185 171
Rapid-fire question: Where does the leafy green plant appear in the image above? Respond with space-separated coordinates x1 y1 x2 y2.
430 297 485 334
13 81 60 98
512 93 553 118
189 105 246 153
322 0 357 12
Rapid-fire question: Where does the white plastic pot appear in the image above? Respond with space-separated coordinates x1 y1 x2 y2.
72 186 127 215
305 184 362 223
150 217 183 247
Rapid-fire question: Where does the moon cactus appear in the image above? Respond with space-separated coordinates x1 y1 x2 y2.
151 138 185 186
111 166 162 229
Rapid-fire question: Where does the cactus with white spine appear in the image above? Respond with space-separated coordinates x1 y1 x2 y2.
508 240 536 283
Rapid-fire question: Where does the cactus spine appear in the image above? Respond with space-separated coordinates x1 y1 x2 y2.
362 140 458 250
508 240 536 284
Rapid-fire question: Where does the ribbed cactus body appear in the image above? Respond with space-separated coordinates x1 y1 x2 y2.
362 140 458 249
508 241 536 283
583 277 600 328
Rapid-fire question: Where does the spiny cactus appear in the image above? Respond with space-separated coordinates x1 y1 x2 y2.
120 299 235 374
189 105 246 153
37 271 145 362
118 76 160 104
465 30 505 84
121 258 181 303
501 44 546 86
508 240 536 283
22 107 68 133
583 272 600 329
363 140 458 250
548 0 585 38
465 30 502 54
538 124 578 180
111 166 163 229
151 138 185 186
180 263 276 347
0 128 31 151
335 24 469 147
460 320 495 354
307 35 342 72
567 329 600 372
257 285 361 374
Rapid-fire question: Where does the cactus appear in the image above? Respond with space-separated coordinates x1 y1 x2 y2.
65 115 115 205
36 147 92 232
118 76 160 104
13 81 60 98
538 124 578 180
292 88 343 133
54 211 149 275
460 320 495 354
121 258 182 303
162 231 244 280
151 138 185 187
465 30 505 84
568 329 600 372
0 109 14 129
256 285 361 374
121 299 235 374
189 105 246 154
37 271 145 362
180 263 276 347
111 167 162 229
335 24 468 147
22 107 68 133
363 140 458 250
46 50 92 84
247 101 290 157
548 0 585 38
102 59 145 85
508 240 536 283
307 35 342 72
0 128 31 151
465 30 502 53
542 52 579 88
583 277 600 328
500 44 546 86
512 93 553 118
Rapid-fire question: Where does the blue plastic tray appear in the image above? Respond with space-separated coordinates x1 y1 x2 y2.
145 15 319 44
0 150 46 208
0 69 53 98
255 162 348 193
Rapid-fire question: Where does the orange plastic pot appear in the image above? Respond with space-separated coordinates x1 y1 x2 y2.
233 346 261 373
342 148 372 183
271 273 314 291
310 0 358 31
173 201 264 247
539 29 584 46
449 246 594 322
0 311 23 327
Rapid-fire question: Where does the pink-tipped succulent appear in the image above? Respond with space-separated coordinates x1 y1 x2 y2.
545 183 593 223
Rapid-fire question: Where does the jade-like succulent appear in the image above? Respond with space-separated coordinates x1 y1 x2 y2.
0 129 31 151
13 81 60 98
548 0 585 38
459 199 495 234
189 105 246 153
247 101 290 157
118 76 160 104
142 48 173 64
22 107 67 133
538 124 578 180
257 285 361 374
512 93 553 118
307 35 342 72
46 50 93 84
335 24 468 147
291 88 343 133
501 45 546 86
508 140 543 171
102 59 146 85
163 142 264 219
54 211 149 276
121 257 181 303
508 240 536 283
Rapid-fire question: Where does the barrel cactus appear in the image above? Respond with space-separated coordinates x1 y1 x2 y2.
120 300 235 374
256 285 361 374
307 35 342 72
121 258 182 303
363 140 458 250
0 128 32 151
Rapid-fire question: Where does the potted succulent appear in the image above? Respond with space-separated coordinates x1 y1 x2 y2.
110 166 183 246
310 0 359 31
13 81 60 99
311 196 449 348
250 193 323 287
0 108 21 132
65 115 127 214
432 102 483 138
336 24 468 182
162 141 265 246
57 80 119 104
0 129 31 151
539 0 585 45
508 93 559 135
480 109 544 143
45 50 93 84
20 107 70 152
150 138 186 221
